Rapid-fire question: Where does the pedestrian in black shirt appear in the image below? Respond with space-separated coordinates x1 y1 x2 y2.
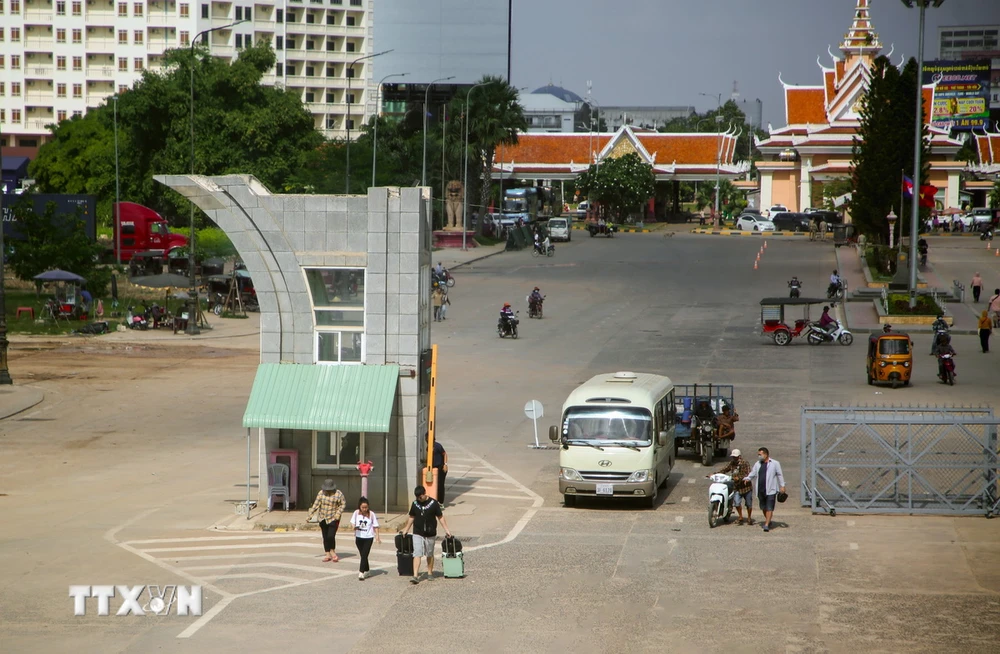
431 437 448 505
401 485 452 584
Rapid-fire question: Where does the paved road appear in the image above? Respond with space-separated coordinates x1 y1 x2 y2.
2 232 998 653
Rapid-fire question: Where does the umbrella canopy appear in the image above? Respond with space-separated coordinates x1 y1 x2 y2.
34 269 85 283
129 273 195 289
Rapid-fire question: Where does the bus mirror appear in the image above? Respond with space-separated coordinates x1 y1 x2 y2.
548 425 559 442
657 431 668 447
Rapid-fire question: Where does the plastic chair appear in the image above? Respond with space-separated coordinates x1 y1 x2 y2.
267 463 290 512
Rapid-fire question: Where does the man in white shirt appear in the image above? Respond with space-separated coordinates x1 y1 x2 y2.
745 447 786 532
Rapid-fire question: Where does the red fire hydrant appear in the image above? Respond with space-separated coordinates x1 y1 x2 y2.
357 460 374 498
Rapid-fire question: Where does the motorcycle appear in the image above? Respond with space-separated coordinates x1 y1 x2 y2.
707 473 734 528
826 280 845 301
788 278 802 298
125 306 149 330
527 295 545 319
807 320 854 346
938 352 956 385
497 312 519 339
980 227 994 241
532 242 555 257
433 269 456 288
919 247 928 267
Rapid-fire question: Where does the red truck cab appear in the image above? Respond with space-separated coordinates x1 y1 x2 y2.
112 202 188 262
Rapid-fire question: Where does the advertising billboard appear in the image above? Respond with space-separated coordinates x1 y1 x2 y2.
2 194 97 242
923 60 991 131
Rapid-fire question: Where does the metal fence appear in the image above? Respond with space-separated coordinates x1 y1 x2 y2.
801 406 999 516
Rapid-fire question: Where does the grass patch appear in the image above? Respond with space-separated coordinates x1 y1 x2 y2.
473 235 504 246
886 293 942 316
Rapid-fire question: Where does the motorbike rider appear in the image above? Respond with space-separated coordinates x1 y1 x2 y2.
529 287 544 312
707 449 754 526
930 314 950 355
817 305 836 336
883 324 893 333
533 231 541 252
499 302 515 331
827 270 843 298
935 333 957 380
918 238 929 265
788 276 802 297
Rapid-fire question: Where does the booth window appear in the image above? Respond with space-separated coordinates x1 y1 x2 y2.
305 267 365 363
314 431 364 468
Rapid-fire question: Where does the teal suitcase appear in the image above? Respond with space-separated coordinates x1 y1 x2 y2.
442 552 465 578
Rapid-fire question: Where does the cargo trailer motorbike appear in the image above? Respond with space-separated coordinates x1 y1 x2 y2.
674 384 735 466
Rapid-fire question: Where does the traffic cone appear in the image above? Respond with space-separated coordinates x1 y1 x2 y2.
756 252 761 261
996 248 999 257
753 260 758 270
764 240 768 248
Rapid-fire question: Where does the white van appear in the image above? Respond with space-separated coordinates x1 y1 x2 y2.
548 217 571 242
549 371 676 507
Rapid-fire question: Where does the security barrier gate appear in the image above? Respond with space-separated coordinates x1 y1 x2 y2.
801 406 999 516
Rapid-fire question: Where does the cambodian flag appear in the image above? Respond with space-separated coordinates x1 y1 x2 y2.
902 175 914 199
918 185 938 209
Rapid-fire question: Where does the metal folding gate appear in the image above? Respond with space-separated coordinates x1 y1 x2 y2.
801 406 999 516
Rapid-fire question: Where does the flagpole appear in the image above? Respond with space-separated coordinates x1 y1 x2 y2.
899 168 904 243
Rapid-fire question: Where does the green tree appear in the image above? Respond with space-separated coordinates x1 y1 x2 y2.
851 56 931 243
990 179 1000 209
576 152 656 223
29 42 322 228
6 194 114 295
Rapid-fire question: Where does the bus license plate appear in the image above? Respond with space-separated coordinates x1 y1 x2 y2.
596 484 613 495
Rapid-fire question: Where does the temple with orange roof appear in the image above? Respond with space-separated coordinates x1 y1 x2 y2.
754 0 965 214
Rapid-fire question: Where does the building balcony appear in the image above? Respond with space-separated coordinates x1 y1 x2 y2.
25 65 55 77
24 9 52 20
85 9 117 20
86 94 110 108
86 66 116 79
87 38 118 51
23 38 53 49
26 117 57 130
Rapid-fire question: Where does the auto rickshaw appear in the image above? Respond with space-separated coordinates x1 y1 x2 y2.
866 330 913 388
757 297 828 346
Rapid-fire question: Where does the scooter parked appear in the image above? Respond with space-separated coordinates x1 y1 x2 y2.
707 473 734 528
125 306 149 330
806 320 854 346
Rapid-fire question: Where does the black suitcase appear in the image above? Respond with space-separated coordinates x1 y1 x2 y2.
442 535 463 556
395 533 414 576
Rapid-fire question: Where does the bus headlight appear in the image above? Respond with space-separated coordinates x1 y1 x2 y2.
626 469 650 483
560 467 583 481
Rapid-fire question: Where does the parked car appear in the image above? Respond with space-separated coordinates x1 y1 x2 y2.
736 214 776 231
771 212 811 232
548 217 571 242
807 210 843 228
969 208 994 226
764 204 788 217
574 201 590 218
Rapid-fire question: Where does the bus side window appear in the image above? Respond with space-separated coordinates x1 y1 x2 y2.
654 403 663 433
663 392 676 429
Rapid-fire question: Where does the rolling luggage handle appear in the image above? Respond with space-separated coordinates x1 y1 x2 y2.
442 535 462 556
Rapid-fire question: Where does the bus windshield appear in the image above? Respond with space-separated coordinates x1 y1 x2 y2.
503 199 526 213
563 406 652 445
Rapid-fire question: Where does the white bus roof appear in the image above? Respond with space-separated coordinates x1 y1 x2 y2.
562 372 674 412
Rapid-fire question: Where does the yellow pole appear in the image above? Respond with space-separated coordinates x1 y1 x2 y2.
425 344 438 489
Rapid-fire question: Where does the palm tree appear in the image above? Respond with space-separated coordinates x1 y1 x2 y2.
461 75 527 234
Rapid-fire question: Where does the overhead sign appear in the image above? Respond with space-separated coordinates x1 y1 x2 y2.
923 59 991 131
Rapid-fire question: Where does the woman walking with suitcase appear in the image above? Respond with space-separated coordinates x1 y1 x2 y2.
350 497 381 580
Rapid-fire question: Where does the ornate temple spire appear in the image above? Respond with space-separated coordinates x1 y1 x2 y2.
840 0 882 58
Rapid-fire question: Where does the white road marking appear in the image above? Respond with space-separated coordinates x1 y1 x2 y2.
688 478 696 484
681 496 690 503
847 520 855 527
460 492 536 500
164 552 324 563
675 516 684 523
849 543 859 550
142 543 317 553
199 573 311 584
125 533 313 545
181 563 342 574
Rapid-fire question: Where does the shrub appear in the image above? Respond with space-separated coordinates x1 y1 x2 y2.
886 293 942 316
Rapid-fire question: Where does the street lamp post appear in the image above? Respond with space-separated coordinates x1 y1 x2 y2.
372 72 407 187
887 209 898 250
463 81 495 251
0 123 11 384
345 49 392 194
900 0 943 308
421 76 455 187
114 94 121 265
189 19 247 335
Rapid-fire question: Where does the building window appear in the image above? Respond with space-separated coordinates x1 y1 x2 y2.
118 84 127 93
305 91 314 103
305 268 365 364
200 3 207 18
275 36 283 49
73 110 82 117
306 12 314 23
57 83 66 97
286 38 295 49
285 63 294 75
275 8 282 22
57 28 66 43
0 111 5 123
134 57 143 70
118 2 127 16
72 0 81 14
134 30 143 44
12 109 22 123
11 27 20 41
235 34 242 47
180 2 188 17
180 31 189 45
72 56 82 70
72 29 82 43
306 39 314 50
118 30 128 44
56 1 66 14
346 41 355 53
0 83 4 96
72 83 82 98
313 431 365 468
275 62 281 76
326 65 335 77
326 13 335 25
331 0 342 5
345 14 355 26
118 57 128 71
325 91 334 103
10 55 20 69
11 82 20 95
305 65 314 77
134 2 142 16
345 67 354 78
287 11 296 22
57 110 67 121
326 39 335 51
57 56 66 70
235 5 241 19
345 118 354 130
350 0 361 5
11 0 21 12
346 92 354 104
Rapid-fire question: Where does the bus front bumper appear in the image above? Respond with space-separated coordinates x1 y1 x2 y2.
559 479 656 498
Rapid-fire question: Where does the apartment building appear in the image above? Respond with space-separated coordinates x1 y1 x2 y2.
938 25 1000 110
0 0 373 154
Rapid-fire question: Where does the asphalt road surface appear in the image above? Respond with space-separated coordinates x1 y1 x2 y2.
2 232 997 653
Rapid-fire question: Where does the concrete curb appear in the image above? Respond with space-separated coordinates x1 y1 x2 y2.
571 225 652 233
692 228 814 237
0 386 45 421
450 247 507 270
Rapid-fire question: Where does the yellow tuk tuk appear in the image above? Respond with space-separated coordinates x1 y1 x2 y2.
866 331 913 388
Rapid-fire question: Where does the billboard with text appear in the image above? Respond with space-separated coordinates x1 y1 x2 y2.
923 59 991 131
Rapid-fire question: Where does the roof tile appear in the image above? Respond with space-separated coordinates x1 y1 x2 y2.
786 88 828 125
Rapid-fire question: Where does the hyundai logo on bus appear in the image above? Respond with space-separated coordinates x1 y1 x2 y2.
69 585 203 616
598 460 612 467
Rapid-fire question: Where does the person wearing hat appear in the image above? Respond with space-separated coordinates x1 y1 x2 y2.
308 479 346 562
432 284 445 322
745 447 786 532
708 449 754 525
400 485 452 584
